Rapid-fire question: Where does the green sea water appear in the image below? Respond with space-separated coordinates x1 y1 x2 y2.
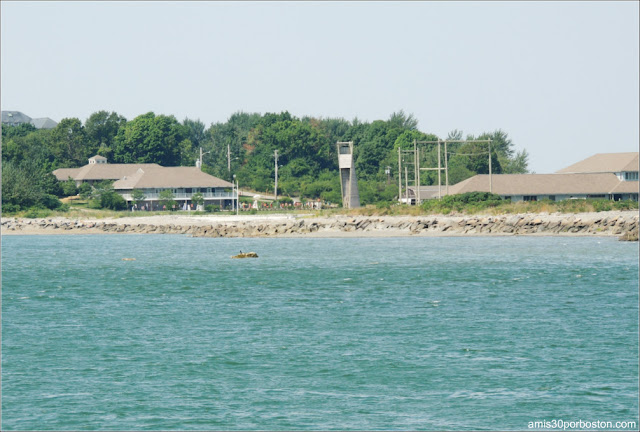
1 234 638 430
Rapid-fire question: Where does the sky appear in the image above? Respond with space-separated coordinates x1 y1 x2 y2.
1 1 638 174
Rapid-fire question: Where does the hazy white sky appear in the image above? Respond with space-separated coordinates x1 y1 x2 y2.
2 1 638 173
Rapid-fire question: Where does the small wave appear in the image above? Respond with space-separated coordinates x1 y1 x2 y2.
43 392 92 399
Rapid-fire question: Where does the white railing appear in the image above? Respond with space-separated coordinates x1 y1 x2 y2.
119 191 234 201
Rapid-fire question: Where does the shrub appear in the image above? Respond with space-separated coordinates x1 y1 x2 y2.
591 199 613 212
41 194 63 210
2 203 21 214
205 205 219 213
23 208 52 218
62 179 78 197
78 183 93 199
100 191 127 210
613 200 639 211
421 192 504 214
87 199 102 209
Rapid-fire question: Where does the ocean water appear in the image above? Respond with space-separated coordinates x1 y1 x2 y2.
1 234 638 431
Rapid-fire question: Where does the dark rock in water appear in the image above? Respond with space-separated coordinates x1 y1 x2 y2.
619 229 638 242
232 252 259 258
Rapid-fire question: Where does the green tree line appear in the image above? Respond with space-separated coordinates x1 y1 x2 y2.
2 109 529 211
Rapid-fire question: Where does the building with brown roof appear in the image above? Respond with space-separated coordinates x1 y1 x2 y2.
53 156 237 210
556 152 638 179
113 166 235 210
53 161 161 186
409 152 638 203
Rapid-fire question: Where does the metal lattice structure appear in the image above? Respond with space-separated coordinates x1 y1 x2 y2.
398 139 493 205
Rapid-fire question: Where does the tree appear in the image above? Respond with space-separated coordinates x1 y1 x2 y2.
388 110 418 130
101 191 127 210
50 118 88 167
1 122 36 139
62 178 78 197
191 192 204 209
1 160 62 211
182 118 208 166
112 112 186 166
131 189 146 207
159 189 176 210
84 111 127 161
78 183 93 199
501 149 530 174
448 141 503 175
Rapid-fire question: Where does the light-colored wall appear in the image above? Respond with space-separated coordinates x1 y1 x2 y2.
118 187 234 202
506 194 589 202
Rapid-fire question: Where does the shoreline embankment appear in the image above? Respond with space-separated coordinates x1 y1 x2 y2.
2 211 638 240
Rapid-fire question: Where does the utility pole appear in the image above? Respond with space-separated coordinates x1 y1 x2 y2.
438 140 442 200
405 166 409 205
274 150 279 201
445 140 449 195
489 139 492 194
398 148 402 204
227 142 231 173
414 140 420 205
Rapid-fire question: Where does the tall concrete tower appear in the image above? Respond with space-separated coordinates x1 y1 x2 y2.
337 141 360 209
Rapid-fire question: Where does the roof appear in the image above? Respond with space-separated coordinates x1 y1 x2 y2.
447 173 632 196
53 168 82 181
30 117 58 129
53 163 160 181
113 166 233 189
556 153 639 174
1 111 58 129
89 155 108 161
1 110 32 124
610 181 640 194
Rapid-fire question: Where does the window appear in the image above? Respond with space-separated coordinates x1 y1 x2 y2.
523 196 537 202
625 172 639 181
548 195 556 201
186 188 192 194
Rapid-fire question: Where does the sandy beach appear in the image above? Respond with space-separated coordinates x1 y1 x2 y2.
2 210 638 239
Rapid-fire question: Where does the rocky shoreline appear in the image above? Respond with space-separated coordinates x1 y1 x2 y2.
2 211 638 240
